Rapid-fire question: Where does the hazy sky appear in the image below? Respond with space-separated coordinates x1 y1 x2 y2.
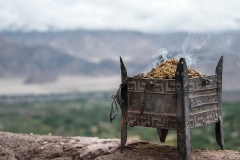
0 0 240 33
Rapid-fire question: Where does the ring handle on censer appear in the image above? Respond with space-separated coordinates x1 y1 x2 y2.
110 95 118 123
109 84 125 123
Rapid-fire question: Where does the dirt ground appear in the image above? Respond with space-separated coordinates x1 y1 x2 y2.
0 132 240 160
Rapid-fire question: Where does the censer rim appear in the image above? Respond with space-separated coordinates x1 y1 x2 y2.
126 74 216 81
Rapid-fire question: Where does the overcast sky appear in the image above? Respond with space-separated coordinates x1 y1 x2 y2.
0 0 240 33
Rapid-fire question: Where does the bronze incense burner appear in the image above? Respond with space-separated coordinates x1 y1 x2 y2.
110 56 224 160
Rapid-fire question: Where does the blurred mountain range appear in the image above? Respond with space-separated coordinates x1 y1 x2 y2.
0 30 240 89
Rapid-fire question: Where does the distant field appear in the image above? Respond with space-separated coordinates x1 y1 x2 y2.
222 91 240 102
0 75 120 95
0 92 239 151
0 75 239 101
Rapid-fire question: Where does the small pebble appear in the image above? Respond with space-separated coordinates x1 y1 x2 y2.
59 142 65 145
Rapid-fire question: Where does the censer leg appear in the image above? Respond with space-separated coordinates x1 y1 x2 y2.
177 124 191 160
157 128 168 143
175 58 191 160
215 117 224 150
119 57 128 152
121 114 127 152
215 56 224 150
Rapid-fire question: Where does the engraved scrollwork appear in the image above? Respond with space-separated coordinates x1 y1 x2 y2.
127 112 177 129
190 109 220 128
190 94 218 108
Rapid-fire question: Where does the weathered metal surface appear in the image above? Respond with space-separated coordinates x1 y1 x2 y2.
188 75 218 92
126 74 222 130
127 78 177 129
188 75 221 128
128 112 177 129
189 108 220 128
112 56 224 159
175 58 191 160
215 56 224 150
120 57 128 152
157 128 168 142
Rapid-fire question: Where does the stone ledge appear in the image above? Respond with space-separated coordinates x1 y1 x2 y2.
0 132 239 160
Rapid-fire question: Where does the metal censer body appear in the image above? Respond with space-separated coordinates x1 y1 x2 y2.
110 56 224 160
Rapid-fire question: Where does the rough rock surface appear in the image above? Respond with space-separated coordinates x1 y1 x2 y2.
0 132 240 160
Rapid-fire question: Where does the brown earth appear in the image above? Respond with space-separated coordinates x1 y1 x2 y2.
0 132 240 160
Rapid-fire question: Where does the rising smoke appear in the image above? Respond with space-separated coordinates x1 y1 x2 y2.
148 33 211 70
146 32 240 91
174 33 210 67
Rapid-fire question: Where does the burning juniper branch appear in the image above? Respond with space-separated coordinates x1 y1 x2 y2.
143 58 204 79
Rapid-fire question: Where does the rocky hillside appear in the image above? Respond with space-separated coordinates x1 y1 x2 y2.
0 132 240 160
3 31 240 63
1 30 240 89
0 34 119 83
